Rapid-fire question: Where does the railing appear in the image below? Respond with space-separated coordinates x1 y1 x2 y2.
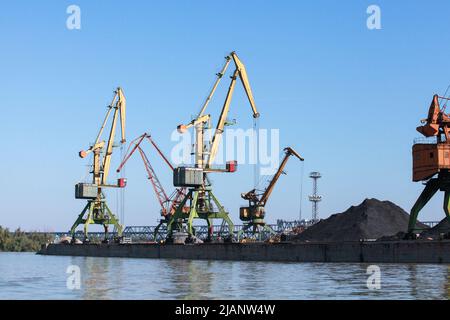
421 221 441 228
26 219 441 242
413 136 438 145
29 220 313 242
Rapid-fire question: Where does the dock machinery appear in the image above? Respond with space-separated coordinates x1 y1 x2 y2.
239 147 304 240
70 87 127 242
166 51 260 242
408 94 450 238
116 133 187 240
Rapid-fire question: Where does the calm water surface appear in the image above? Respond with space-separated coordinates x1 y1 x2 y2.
0 252 449 299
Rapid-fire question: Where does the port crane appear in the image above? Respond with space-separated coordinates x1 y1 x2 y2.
408 94 450 237
239 147 304 239
116 133 187 239
70 87 127 242
167 51 260 242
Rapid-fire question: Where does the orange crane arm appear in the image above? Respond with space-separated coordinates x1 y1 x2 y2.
243 147 304 206
116 133 186 217
416 94 441 137
416 94 450 141
137 146 171 216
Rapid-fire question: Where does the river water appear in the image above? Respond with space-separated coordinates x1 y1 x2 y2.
0 252 449 299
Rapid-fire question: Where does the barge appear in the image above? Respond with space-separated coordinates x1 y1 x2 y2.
38 240 450 264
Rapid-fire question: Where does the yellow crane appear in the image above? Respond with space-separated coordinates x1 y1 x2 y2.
167 52 260 242
239 147 304 240
70 87 127 243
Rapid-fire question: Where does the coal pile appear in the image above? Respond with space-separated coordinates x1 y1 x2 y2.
294 198 428 242
419 218 450 239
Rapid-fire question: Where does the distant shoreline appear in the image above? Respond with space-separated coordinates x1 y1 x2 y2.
0 226 53 252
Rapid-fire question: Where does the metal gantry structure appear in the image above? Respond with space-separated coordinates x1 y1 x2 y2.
70 87 127 242
308 171 322 222
65 220 308 242
67 54 309 244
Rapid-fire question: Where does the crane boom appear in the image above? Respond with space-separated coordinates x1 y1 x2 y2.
207 69 239 167
116 134 146 173
206 52 260 167
117 133 187 217
147 134 174 170
230 52 259 117
102 88 126 184
197 56 232 118
78 87 126 186
238 147 303 238
259 147 304 205
242 147 304 206
137 146 171 215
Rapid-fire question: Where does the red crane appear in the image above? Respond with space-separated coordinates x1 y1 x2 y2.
116 133 187 220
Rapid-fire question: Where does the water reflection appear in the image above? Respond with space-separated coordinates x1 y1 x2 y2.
71 256 123 300
2 253 450 300
163 259 214 299
445 266 450 299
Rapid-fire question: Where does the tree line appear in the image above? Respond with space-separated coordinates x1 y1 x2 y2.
0 226 53 252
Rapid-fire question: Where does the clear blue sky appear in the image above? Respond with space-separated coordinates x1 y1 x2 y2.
1 0 450 231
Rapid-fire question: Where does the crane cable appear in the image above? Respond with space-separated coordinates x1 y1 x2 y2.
439 83 450 110
253 117 259 189
116 143 126 226
78 148 95 184
120 143 125 225
253 150 285 194
298 159 304 221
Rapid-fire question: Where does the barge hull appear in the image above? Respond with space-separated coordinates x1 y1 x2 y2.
38 240 450 263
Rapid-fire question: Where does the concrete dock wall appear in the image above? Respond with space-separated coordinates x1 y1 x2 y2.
38 240 450 263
